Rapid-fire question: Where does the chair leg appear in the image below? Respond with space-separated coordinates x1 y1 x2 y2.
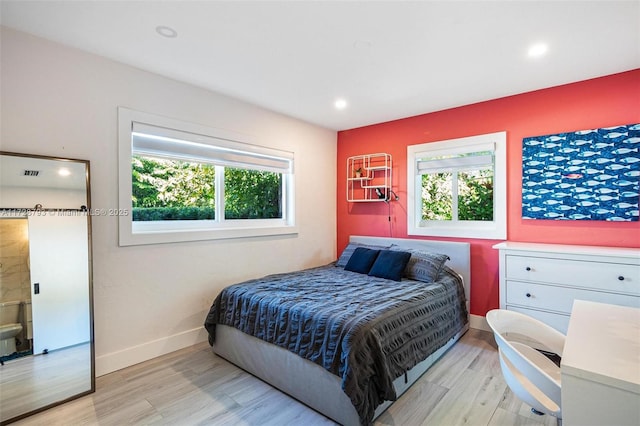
531 408 545 416
528 407 562 425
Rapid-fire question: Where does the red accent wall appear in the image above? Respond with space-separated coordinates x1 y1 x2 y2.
336 69 640 316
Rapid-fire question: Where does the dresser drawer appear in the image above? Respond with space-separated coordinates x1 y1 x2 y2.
506 255 640 295
507 305 570 334
506 281 640 315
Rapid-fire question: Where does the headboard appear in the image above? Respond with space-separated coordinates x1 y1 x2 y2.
350 236 471 312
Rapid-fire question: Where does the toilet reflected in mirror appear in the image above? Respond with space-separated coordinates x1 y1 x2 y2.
0 151 94 424
0 217 31 362
0 301 24 358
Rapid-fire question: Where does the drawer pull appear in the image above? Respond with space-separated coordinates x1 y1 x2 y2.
526 267 531 271
618 276 625 281
526 293 531 298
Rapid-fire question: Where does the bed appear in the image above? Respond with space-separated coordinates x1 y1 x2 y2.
204 236 470 425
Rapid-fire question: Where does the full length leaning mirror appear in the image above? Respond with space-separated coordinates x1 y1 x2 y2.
0 151 94 424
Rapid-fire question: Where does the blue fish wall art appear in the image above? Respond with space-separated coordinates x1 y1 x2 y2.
522 123 639 221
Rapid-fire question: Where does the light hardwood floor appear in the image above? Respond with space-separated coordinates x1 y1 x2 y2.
1 343 92 423
12 329 556 426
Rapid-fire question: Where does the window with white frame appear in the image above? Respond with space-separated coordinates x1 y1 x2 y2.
118 108 296 246
407 131 506 239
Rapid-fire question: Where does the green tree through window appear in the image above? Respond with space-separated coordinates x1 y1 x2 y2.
420 158 493 222
457 169 493 221
131 156 282 221
421 172 453 220
224 168 282 219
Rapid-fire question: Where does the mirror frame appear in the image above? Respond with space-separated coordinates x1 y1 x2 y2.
0 151 94 425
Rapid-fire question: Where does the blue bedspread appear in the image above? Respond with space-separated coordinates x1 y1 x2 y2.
204 264 468 425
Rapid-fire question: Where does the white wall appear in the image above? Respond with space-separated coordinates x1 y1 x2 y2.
0 27 337 375
1 187 86 209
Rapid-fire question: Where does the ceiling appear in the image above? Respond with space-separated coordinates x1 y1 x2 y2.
1 1 639 131
0 154 87 190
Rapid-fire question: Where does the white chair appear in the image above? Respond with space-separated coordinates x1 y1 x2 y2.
486 309 565 425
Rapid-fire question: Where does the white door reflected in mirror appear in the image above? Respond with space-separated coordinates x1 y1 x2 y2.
28 214 90 354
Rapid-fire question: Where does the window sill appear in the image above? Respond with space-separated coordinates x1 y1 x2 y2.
118 220 298 246
408 221 506 240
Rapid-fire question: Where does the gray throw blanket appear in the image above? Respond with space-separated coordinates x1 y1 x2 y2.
204 264 468 425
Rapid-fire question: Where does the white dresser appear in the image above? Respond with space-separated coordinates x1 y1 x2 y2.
493 242 640 333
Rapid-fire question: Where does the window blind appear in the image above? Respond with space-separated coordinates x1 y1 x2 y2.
416 143 494 175
132 122 293 173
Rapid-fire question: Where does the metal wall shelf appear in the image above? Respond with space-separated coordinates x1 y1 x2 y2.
346 153 392 202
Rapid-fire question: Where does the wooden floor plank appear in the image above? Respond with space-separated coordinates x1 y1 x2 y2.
375 380 449 425
10 329 560 426
419 367 507 426
0 344 91 422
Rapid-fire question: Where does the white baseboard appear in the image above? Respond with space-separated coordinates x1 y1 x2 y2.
469 314 490 332
97 317 490 377
96 326 208 377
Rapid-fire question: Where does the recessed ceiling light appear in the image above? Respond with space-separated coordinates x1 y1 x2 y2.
156 25 178 38
334 98 348 110
528 42 548 58
58 168 71 177
353 40 372 50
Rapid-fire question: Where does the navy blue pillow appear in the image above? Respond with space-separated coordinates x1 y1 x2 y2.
344 247 380 274
368 250 412 281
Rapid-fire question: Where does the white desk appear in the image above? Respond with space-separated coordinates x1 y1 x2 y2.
561 300 640 426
